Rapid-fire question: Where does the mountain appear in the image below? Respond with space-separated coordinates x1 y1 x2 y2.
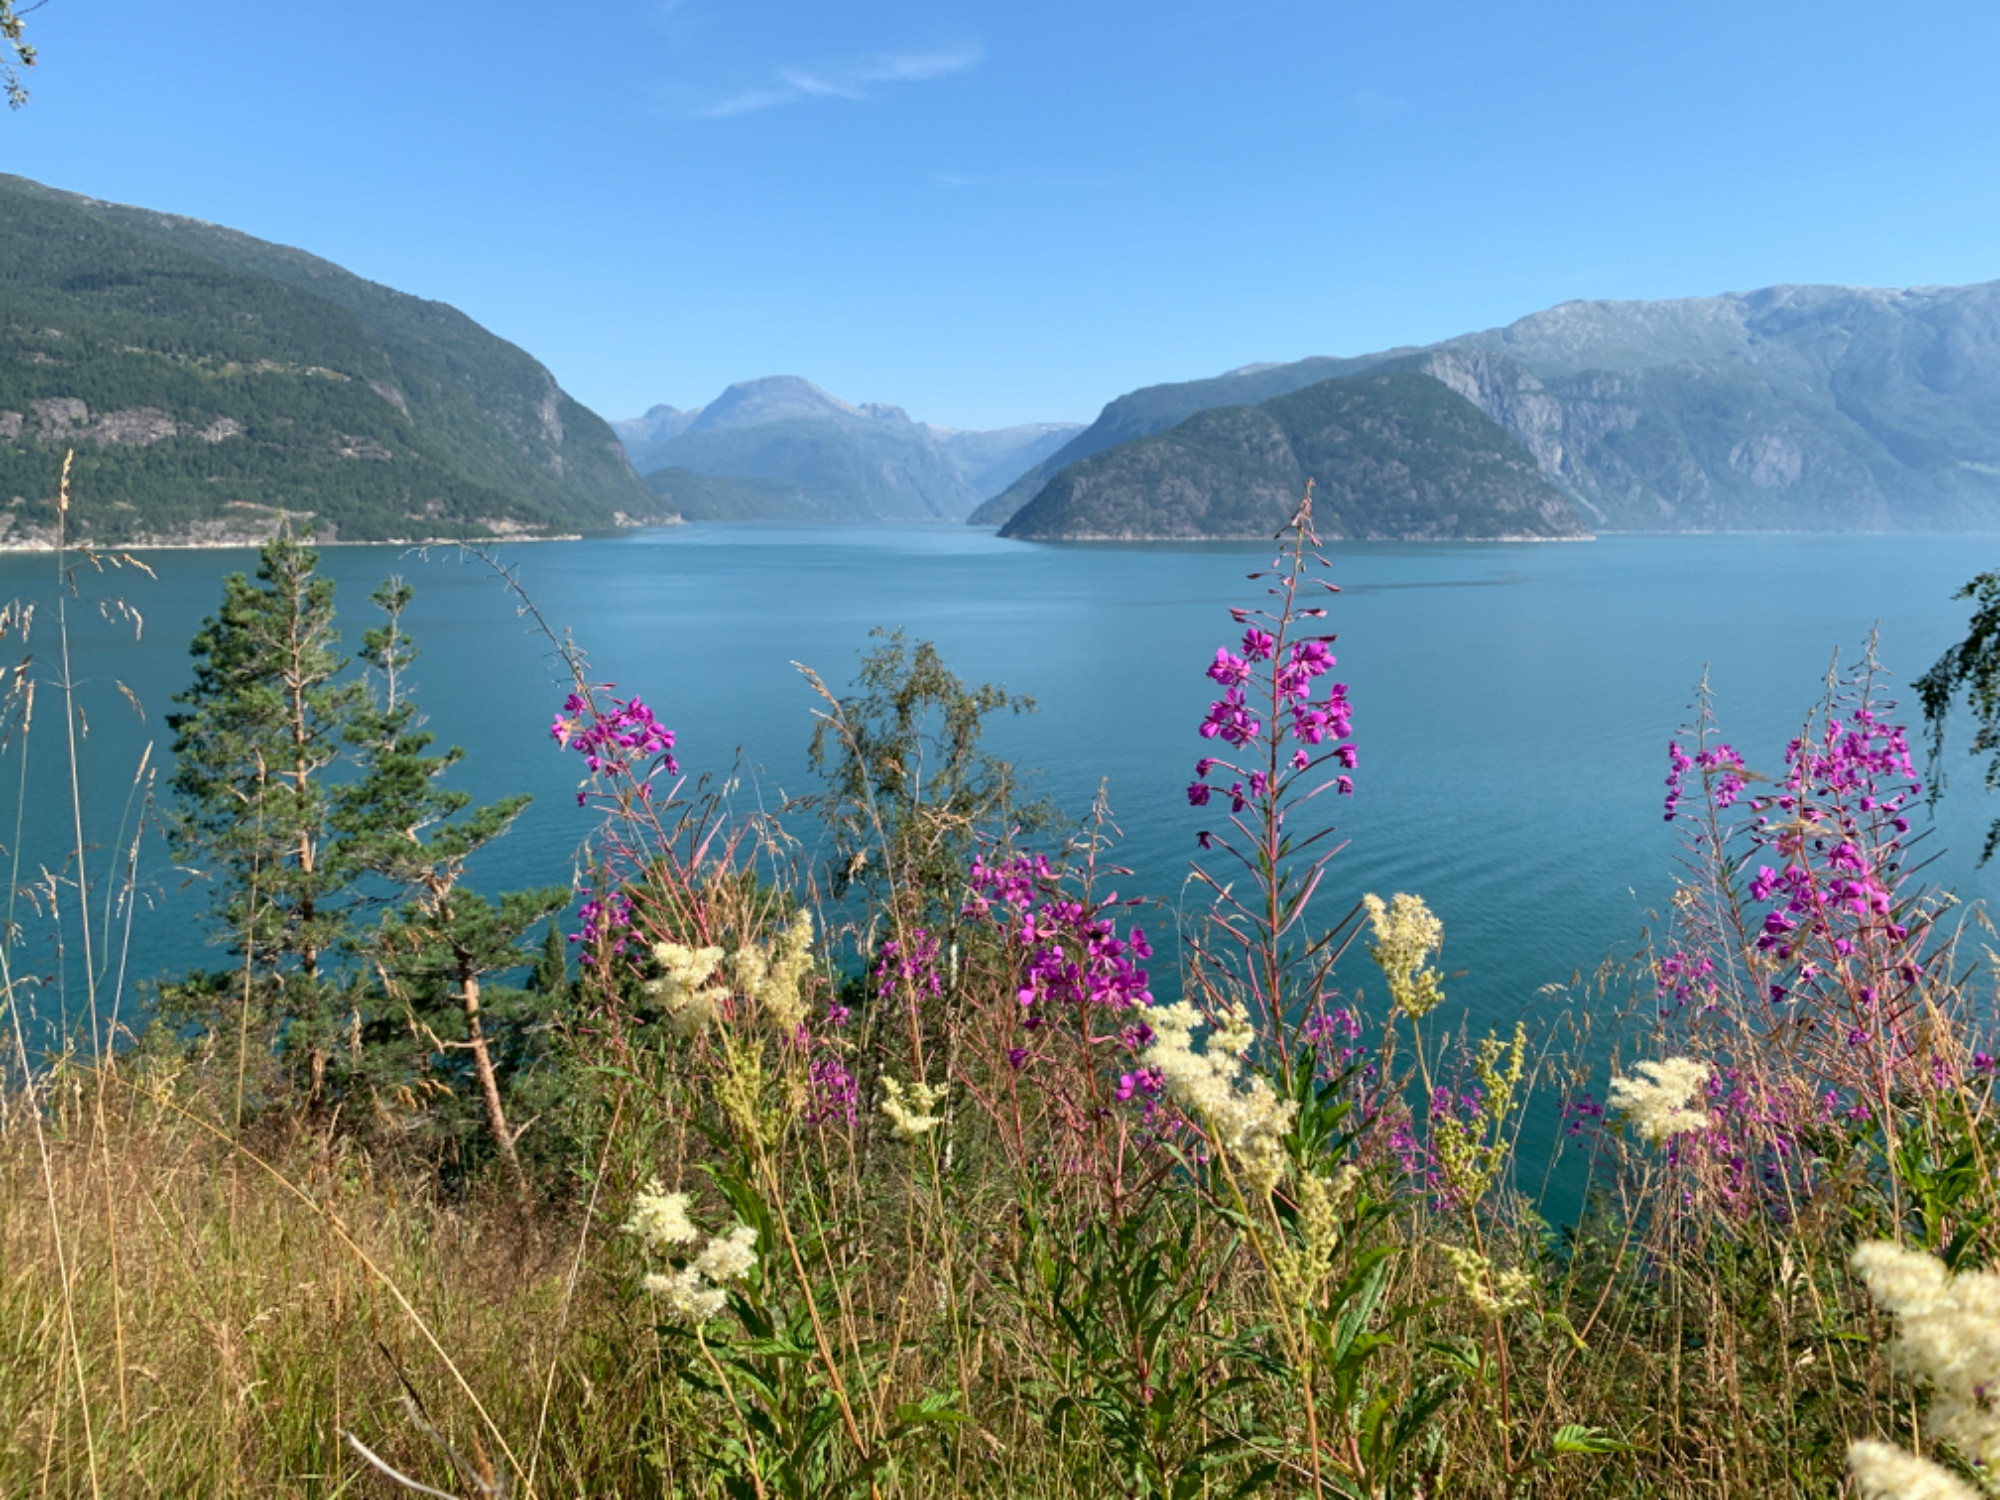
616 376 1081 521
643 465 827 521
1000 371 1586 542
931 423 1081 500
977 281 2000 535
969 355 1404 526
0 173 665 547
613 403 699 449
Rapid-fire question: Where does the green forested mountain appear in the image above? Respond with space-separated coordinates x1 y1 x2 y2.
0 174 665 546
969 354 1403 526
979 281 2000 534
1000 371 1586 541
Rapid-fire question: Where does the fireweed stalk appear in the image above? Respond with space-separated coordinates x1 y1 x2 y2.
1186 486 1364 1064
1172 487 1406 1494
1644 644 1982 1233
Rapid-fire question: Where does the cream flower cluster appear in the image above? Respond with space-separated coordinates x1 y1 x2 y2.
624 1181 758 1325
1363 892 1445 1018
1440 1244 1534 1318
1847 1439 1980 1500
1851 1241 2000 1485
645 941 728 1035
1141 1000 1298 1198
729 910 815 1033
1607 1057 1710 1145
626 1180 699 1249
880 1074 946 1139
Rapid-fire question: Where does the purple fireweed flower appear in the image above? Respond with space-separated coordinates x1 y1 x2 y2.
553 689 680 784
1200 690 1262 747
1208 649 1252 687
1186 781 1212 807
806 1056 859 1127
1242 628 1275 661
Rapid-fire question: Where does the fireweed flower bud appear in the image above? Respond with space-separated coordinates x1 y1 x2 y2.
1607 1058 1710 1144
1363 893 1445 1018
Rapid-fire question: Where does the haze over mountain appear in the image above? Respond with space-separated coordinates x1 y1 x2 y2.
0 174 663 547
1001 371 1585 542
615 376 1080 522
977 281 2000 536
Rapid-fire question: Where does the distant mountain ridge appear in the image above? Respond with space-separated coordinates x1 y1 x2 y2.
615 376 1080 521
1000 371 1585 542
977 281 2000 535
0 173 665 547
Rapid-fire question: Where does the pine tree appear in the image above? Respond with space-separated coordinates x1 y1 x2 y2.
531 916 571 999
162 526 365 1103
334 578 568 1198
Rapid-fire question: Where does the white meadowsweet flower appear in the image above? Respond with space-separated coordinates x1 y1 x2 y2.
1852 1242 2000 1476
729 910 815 1032
694 1224 759 1285
1847 1439 1981 1500
1852 1241 1952 1317
1363 892 1446 1017
624 1180 699 1249
645 941 728 1034
1607 1057 1710 1144
643 1265 728 1323
880 1075 945 1139
1141 1000 1297 1198
1439 1244 1535 1318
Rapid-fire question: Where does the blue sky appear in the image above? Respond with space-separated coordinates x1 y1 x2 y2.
6 0 2000 429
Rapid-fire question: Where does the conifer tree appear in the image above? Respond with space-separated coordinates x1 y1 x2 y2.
163 526 364 1103
334 578 568 1196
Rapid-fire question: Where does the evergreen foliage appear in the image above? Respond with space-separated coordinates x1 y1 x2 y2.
160 536 571 1173
1919 569 2000 862
161 526 364 1101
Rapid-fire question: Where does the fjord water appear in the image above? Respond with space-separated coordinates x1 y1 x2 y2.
11 528 1999 1117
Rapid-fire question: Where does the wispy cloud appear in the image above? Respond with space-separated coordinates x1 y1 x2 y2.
690 44 983 120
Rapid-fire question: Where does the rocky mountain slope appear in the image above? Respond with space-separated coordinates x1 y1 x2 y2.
1000 371 1585 541
978 282 2000 534
0 174 664 547
616 376 1079 521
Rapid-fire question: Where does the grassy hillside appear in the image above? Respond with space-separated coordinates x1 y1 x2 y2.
1000 371 1586 541
0 174 664 545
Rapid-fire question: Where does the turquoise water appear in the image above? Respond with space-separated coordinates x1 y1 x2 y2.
8 526 2000 1165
